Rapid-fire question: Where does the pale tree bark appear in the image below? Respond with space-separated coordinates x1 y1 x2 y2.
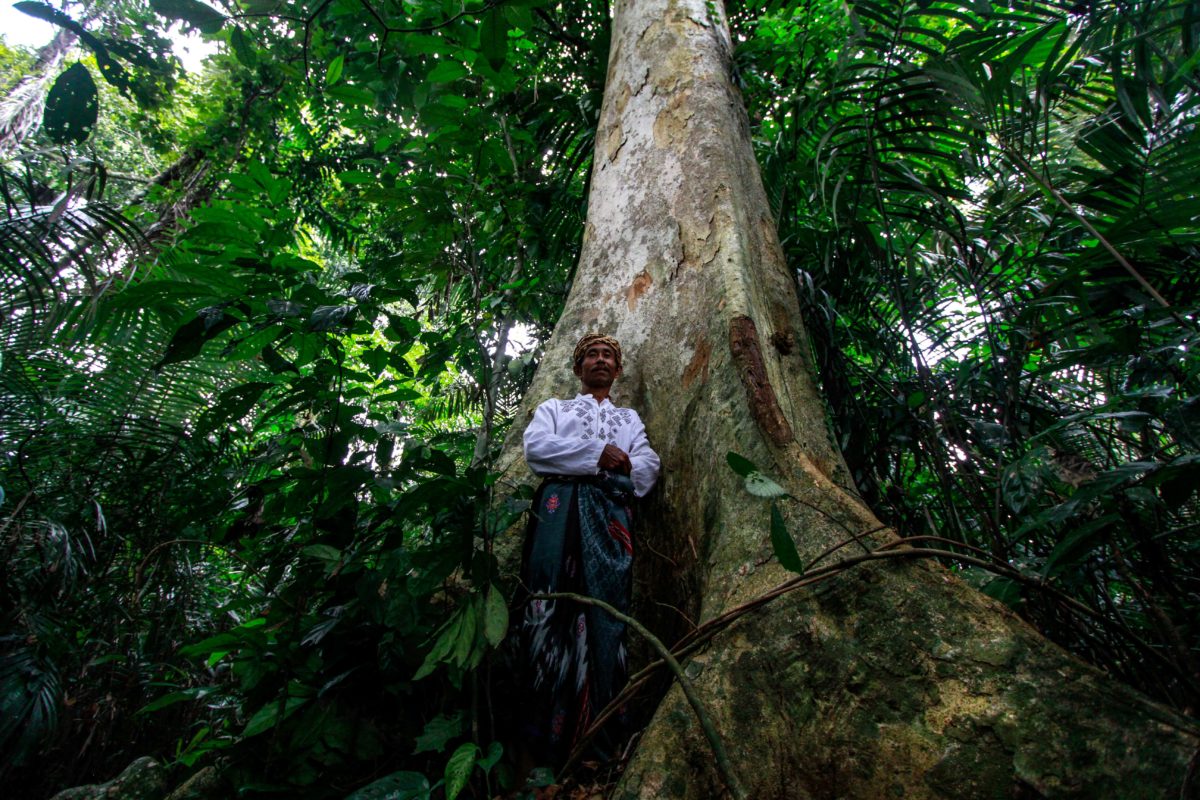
498 1 1200 798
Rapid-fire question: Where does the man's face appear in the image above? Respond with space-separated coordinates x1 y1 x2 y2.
574 344 621 389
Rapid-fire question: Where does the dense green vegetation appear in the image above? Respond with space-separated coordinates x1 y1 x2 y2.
1 0 1196 797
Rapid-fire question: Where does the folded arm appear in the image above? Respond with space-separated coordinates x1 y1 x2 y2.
523 400 605 476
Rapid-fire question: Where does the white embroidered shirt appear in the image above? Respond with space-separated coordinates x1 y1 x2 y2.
523 394 661 498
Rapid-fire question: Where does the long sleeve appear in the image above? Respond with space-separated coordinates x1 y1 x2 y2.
625 411 660 498
523 399 606 477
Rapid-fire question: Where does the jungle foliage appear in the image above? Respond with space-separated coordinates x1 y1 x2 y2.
0 0 1196 797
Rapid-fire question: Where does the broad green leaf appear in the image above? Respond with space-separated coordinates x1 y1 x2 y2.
138 686 215 714
483 585 508 647
981 577 1022 608
308 305 356 331
769 503 803 573
726 451 757 477
479 9 509 71
229 27 257 67
413 611 463 680
504 3 534 31
156 307 242 368
427 59 468 83
326 55 345 86
451 597 478 666
444 741 477 800
43 63 97 145
337 170 375 185
412 711 464 754
1042 515 1119 577
477 740 502 773
345 771 430 800
261 345 298 374
242 697 307 738
195 382 273 435
326 84 376 105
149 0 225 33
302 544 341 563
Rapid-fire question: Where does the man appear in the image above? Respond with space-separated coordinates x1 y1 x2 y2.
516 333 660 767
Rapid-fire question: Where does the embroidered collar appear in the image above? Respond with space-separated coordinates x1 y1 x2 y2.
574 393 613 407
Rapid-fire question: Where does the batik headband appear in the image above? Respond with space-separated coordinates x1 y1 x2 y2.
572 333 622 370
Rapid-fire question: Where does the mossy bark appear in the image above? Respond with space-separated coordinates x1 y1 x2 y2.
497 0 1200 797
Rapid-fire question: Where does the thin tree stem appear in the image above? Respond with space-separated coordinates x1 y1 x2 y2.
535 591 748 800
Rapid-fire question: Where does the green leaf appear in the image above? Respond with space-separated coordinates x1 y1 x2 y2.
413 611 463 680
138 686 215 714
412 711 464 755
769 503 803 573
444 741 477 800
479 9 509 71
451 597 478 666
344 771 430 800
195 381 273 435
242 697 307 738
326 84 375 105
477 740 502 773
326 55 345 86
261 345 298 374
504 3 534 31
228 27 257 67
427 59 468 83
302 544 342 563
156 306 242 368
726 451 757 477
483 584 508 647
1042 515 1119 577
308 304 356 332
149 0 225 33
43 63 97 145
337 170 375 185
981 577 1022 608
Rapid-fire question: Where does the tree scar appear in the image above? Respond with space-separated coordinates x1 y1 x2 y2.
729 315 794 446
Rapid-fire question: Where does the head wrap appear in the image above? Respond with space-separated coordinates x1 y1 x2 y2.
572 333 622 370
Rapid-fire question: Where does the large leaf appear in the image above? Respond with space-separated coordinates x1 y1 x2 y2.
412 712 464 755
443 741 477 800
769 502 803 573
149 0 225 33
483 584 508 647
43 63 98 145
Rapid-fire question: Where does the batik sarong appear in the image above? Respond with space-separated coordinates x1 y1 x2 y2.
516 471 635 765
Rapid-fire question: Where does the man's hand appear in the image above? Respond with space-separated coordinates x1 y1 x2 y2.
598 443 632 475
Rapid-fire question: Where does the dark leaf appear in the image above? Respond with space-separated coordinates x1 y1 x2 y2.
479 9 510 71
412 711 464 754
149 0 225 33
43 63 98 145
726 451 757 477
769 502 804 573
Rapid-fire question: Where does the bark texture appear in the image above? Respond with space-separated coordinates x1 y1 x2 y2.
498 1 1200 797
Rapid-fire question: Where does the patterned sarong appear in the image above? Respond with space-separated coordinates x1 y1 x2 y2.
516 471 635 766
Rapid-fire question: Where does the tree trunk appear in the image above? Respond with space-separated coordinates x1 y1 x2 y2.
498 1 1200 797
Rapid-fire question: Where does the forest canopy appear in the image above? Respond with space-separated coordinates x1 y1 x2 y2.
0 0 1197 797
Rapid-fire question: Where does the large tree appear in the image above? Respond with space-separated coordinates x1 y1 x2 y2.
498 1 1200 797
